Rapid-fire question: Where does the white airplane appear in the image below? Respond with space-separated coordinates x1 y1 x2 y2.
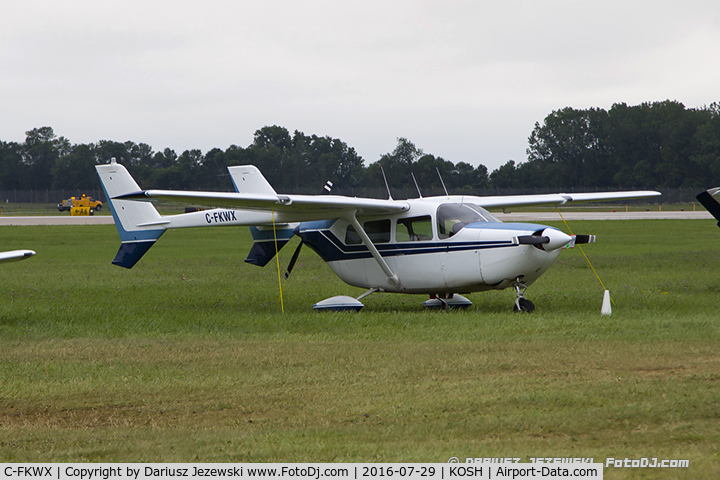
0 250 35 264
96 158 660 312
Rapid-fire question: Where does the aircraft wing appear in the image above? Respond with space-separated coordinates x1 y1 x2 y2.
119 189 660 214
474 190 661 209
118 190 410 216
0 249 36 264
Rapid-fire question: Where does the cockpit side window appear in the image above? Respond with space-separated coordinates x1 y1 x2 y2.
365 219 391 243
345 219 391 245
396 215 433 242
345 225 361 245
437 203 498 238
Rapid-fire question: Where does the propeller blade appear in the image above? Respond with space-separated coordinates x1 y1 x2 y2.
284 180 332 282
517 235 549 245
573 234 596 244
284 241 303 281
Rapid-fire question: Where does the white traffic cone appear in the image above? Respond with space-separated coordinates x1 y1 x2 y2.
601 290 612 316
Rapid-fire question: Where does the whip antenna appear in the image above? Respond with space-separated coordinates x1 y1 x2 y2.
381 166 393 200
436 167 449 198
411 172 423 198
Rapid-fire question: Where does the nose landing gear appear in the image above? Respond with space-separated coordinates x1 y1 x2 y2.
512 277 535 313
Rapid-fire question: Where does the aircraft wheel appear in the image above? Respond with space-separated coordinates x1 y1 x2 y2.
513 298 535 313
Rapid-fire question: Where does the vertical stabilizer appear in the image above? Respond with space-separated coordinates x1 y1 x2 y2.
226 165 294 266
228 165 277 195
96 159 166 268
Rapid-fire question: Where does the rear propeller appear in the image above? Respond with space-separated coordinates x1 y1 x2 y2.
284 240 303 282
283 179 333 283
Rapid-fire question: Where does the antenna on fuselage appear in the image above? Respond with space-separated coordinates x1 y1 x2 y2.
411 172 423 198
436 167 449 198
380 166 393 200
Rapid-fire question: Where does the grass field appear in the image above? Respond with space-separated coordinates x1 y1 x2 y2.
0 220 718 477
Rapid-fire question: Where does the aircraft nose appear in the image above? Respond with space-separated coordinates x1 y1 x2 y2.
540 228 573 251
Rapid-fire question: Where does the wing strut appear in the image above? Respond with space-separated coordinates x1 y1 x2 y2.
345 212 400 288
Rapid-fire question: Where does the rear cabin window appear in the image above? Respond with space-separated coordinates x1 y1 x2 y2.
437 203 497 239
396 215 433 242
345 219 391 245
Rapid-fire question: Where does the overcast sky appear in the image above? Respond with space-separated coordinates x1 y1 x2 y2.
2 1 719 172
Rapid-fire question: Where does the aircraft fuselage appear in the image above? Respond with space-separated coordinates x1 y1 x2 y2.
295 199 565 294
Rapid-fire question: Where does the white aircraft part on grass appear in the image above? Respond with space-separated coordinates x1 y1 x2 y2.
0 249 35 264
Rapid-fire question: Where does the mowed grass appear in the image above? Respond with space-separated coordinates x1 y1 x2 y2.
0 221 718 475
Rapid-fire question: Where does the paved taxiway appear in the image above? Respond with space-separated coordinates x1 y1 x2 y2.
0 210 713 226
0 216 116 225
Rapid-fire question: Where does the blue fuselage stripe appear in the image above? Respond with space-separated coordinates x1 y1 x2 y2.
297 229 516 262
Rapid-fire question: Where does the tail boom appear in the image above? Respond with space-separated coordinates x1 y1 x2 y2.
96 159 286 268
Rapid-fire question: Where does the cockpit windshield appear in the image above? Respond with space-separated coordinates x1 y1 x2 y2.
437 203 499 238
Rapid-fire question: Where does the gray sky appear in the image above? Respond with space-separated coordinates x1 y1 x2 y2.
2 1 719 172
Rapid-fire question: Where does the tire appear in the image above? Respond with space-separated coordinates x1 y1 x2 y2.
513 298 535 313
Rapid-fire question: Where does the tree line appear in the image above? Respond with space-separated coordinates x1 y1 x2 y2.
1 100 718 198
0 125 489 196
499 100 720 189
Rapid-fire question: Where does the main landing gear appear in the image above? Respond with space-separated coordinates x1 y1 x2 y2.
422 293 473 310
313 282 536 313
512 276 535 313
311 288 381 312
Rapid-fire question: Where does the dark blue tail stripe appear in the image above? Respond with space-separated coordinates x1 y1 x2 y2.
112 240 162 269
